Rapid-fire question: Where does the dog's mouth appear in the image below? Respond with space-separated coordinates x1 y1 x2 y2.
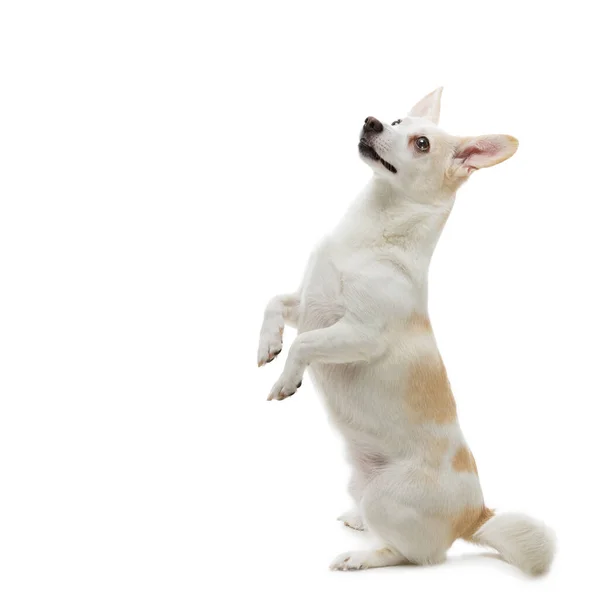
358 138 397 174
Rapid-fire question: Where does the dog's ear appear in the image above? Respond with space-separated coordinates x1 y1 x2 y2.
408 88 443 124
450 135 519 178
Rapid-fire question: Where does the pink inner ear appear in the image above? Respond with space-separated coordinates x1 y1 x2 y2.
455 138 501 162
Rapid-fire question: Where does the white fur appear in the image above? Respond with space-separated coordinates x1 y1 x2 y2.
471 512 557 575
258 89 554 574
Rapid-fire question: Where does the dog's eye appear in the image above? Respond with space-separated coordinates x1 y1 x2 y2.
391 119 402 126
415 136 430 153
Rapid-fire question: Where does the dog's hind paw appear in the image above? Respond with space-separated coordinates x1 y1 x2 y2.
330 548 407 571
337 511 366 531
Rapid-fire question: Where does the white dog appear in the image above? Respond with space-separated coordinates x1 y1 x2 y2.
257 89 555 575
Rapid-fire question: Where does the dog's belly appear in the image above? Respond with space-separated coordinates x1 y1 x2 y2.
310 360 484 510
295 238 445 453
309 358 411 443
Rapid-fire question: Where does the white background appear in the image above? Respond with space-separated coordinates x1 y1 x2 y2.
1 1 598 598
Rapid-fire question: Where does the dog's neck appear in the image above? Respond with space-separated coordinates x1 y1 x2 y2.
335 177 454 267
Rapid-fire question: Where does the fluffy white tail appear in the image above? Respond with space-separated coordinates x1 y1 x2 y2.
469 512 556 575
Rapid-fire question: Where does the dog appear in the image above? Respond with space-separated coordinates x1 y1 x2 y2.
257 88 555 575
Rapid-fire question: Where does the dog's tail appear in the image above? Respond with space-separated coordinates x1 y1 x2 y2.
464 508 556 575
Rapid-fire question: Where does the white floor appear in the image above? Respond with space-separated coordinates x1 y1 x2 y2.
2 1 598 598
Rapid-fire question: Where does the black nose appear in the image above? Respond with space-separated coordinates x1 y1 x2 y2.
363 116 383 134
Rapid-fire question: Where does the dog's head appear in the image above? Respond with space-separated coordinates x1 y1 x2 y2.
358 88 518 197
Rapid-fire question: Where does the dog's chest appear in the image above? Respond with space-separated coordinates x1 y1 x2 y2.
297 242 345 333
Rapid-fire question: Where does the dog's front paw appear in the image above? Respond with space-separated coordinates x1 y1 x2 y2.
267 374 302 401
257 321 284 367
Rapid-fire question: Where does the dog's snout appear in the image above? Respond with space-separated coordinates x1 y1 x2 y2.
363 116 384 134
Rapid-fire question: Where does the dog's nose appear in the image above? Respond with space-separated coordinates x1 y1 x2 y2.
363 116 384 134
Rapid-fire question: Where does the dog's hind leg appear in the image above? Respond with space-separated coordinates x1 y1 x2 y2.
331 465 450 570
257 293 300 366
337 447 386 531
337 466 368 530
337 467 367 530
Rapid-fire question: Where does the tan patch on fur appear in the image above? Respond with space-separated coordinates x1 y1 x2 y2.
451 506 495 542
452 446 478 474
405 354 457 424
423 435 450 468
408 312 432 331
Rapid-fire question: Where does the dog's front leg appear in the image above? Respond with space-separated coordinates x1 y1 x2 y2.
267 316 384 400
257 293 300 367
